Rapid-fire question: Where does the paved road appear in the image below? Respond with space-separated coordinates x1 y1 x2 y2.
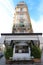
40 50 43 65
0 51 43 65
0 56 6 65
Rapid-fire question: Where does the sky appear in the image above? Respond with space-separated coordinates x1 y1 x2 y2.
0 0 43 36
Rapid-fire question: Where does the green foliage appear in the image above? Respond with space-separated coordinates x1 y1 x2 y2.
4 46 13 59
31 45 41 59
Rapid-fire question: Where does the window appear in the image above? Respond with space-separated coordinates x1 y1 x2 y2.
23 8 27 12
18 15 23 19
15 46 29 53
19 21 24 27
20 29 24 33
20 8 23 11
16 14 24 19
15 23 19 27
16 8 20 12
24 22 30 28
20 8 27 12
16 7 27 12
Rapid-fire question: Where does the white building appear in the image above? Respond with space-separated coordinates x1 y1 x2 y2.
1 33 42 60
0 2 42 60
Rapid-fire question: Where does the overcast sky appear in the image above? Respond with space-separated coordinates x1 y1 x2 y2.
0 0 43 35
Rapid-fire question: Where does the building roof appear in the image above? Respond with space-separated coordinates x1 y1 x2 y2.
16 1 27 8
1 33 42 36
17 1 26 5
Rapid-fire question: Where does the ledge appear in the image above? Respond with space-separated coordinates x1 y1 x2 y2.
1 33 42 36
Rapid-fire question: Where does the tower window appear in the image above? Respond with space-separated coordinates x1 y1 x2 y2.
20 8 27 12
20 8 23 11
19 22 24 27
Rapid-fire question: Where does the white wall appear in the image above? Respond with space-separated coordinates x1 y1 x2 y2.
40 37 43 49
13 53 31 60
13 46 31 60
2 35 42 41
40 43 43 49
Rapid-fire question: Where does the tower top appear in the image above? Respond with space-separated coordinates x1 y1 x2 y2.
18 1 25 4
16 1 27 7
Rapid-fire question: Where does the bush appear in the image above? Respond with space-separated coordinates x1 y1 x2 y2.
31 45 41 59
4 46 13 60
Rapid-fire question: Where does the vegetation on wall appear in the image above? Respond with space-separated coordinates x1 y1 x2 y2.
4 46 13 60
31 45 41 59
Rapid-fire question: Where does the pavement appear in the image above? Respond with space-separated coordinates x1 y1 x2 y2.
40 50 43 65
0 56 5 65
0 50 43 65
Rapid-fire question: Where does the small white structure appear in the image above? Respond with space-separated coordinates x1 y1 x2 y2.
1 33 42 60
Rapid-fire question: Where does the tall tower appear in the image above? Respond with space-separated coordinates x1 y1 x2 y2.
12 2 33 33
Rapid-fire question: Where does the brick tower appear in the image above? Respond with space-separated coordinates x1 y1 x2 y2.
12 1 33 33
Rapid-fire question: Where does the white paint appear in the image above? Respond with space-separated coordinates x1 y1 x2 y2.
15 42 28 46
13 53 31 60
40 43 43 49
13 47 31 60
0 36 5 43
1 35 41 41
